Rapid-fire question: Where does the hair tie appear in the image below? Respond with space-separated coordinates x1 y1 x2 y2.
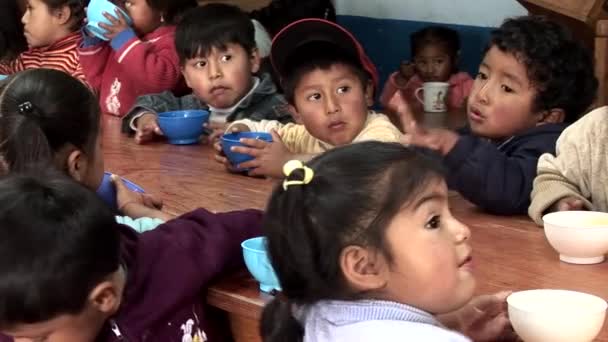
17 101 33 115
282 160 314 190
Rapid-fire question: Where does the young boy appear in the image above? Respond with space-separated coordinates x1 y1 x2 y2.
388 15 597 216
214 19 402 178
528 106 608 224
122 4 292 143
0 171 262 341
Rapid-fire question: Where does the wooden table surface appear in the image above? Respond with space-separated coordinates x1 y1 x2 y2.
102 113 608 342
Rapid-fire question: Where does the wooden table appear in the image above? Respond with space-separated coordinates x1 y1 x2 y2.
102 115 608 342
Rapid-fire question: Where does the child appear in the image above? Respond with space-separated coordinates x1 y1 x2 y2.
78 0 196 116
0 0 86 83
388 15 597 216
261 141 511 341
528 106 608 224
0 171 262 341
122 4 292 144
214 19 402 178
379 26 473 111
0 68 169 231
0 0 27 63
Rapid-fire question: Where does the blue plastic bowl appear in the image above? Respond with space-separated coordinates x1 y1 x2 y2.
0 75 6 81
96 172 145 211
85 0 132 41
157 110 210 145
242 237 281 293
221 132 273 166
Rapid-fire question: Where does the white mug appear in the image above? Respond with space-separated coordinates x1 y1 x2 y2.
415 82 450 112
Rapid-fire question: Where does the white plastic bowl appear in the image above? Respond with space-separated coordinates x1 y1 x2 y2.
543 211 608 264
508 289 607 342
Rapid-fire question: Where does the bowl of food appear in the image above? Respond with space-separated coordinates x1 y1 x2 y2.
96 172 144 211
157 110 210 145
221 132 272 167
508 289 607 342
241 237 281 293
543 211 608 264
85 0 132 40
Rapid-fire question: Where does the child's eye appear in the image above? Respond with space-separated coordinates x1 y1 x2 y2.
307 93 321 101
435 59 445 65
221 55 232 62
476 72 488 80
425 215 441 229
194 60 207 68
501 85 514 93
336 86 350 94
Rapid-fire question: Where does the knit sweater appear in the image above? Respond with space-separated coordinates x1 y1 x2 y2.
299 300 470 342
529 106 608 224
227 111 402 154
0 32 86 84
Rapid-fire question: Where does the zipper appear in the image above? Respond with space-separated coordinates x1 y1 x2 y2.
110 319 128 341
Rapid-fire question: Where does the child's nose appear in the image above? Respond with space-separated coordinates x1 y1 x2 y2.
451 217 471 243
325 94 340 114
207 61 222 80
474 82 490 104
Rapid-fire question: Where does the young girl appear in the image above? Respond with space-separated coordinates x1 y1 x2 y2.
380 26 473 111
78 0 196 116
261 142 511 341
0 0 27 63
0 68 169 231
0 0 86 83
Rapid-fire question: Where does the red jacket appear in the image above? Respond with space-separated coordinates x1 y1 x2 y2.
0 32 87 85
78 26 186 117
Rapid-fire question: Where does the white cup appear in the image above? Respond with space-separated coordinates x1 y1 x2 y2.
415 82 450 112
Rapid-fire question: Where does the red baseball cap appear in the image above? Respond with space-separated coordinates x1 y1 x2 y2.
270 18 379 91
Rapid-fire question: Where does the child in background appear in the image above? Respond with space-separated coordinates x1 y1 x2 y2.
389 16 597 215
261 142 511 342
380 26 473 111
0 0 86 83
214 19 402 178
528 106 608 224
123 4 292 144
0 68 169 232
0 0 27 63
79 0 196 116
0 172 262 341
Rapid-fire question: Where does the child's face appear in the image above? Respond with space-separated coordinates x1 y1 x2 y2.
7 311 103 342
467 46 540 140
21 0 63 48
124 0 162 36
413 44 453 82
382 179 475 314
292 63 373 146
67 131 105 191
182 43 260 109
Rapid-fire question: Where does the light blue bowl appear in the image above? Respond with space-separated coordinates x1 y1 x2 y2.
96 171 144 211
85 0 132 40
0 75 7 81
221 132 273 167
157 110 210 145
241 237 281 293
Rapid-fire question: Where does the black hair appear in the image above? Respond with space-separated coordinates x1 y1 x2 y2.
40 0 86 31
145 0 197 25
411 26 460 69
249 0 336 37
0 68 100 174
0 171 121 328
281 41 370 104
0 0 27 62
489 15 597 122
175 4 255 64
260 142 445 342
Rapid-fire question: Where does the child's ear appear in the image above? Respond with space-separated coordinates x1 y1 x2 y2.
289 105 303 124
537 108 566 124
88 269 126 315
66 148 88 183
365 81 374 107
340 245 388 292
52 4 73 26
249 48 261 74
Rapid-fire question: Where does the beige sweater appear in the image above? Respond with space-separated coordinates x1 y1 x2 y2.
227 111 402 154
529 106 608 224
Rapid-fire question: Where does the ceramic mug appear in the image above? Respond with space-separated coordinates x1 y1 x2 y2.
415 82 450 112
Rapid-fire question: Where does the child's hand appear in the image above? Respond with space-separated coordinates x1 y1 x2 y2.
111 174 172 221
402 121 460 156
386 91 416 132
551 196 585 212
231 130 292 178
135 113 163 144
213 123 251 172
203 122 230 145
99 8 131 40
438 291 516 342
396 61 415 86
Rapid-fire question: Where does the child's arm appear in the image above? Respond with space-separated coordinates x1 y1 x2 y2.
78 35 112 92
0 54 25 75
121 92 202 133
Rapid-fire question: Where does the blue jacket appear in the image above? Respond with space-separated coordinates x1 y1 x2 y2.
445 123 567 215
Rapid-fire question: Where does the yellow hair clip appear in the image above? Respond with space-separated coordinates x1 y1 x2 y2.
282 160 314 190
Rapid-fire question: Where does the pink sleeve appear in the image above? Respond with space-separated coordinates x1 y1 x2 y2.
78 43 112 92
0 54 25 75
379 72 403 108
112 35 182 92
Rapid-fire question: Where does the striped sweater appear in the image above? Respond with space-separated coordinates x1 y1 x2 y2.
0 32 86 84
78 26 186 117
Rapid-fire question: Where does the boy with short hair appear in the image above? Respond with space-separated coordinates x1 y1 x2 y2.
214 19 402 178
389 15 597 215
122 3 292 144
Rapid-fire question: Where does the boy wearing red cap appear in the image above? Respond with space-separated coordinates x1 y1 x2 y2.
214 19 402 178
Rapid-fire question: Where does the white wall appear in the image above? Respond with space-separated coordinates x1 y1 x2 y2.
335 0 528 27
